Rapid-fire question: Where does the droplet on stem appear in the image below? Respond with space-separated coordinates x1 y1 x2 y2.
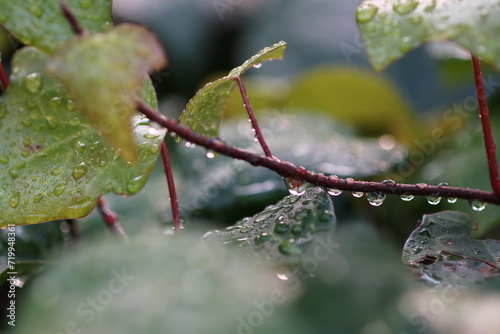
426 195 441 205
367 192 386 206
470 200 486 212
352 192 364 198
447 197 457 204
400 194 414 202
327 188 342 196
284 177 308 196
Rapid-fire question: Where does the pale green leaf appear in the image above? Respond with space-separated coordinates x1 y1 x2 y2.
356 0 500 71
46 23 167 163
0 0 112 53
0 47 165 227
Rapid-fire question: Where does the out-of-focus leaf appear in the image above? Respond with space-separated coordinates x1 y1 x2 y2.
287 66 420 145
177 113 406 221
203 187 336 269
12 233 302 334
46 23 167 163
178 41 286 141
402 211 500 286
0 48 165 226
356 0 500 71
0 0 112 54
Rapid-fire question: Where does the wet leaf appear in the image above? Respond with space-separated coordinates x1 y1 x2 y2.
402 211 500 286
46 23 167 163
0 0 112 53
178 41 286 141
203 187 337 270
11 233 296 334
357 0 500 71
0 47 165 226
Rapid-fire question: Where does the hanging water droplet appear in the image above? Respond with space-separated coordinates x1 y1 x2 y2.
356 3 378 23
48 97 62 109
53 183 68 196
253 133 259 142
24 72 42 93
185 141 195 149
72 162 88 180
9 193 21 209
206 150 215 159
253 63 262 69
327 188 342 196
447 197 457 204
426 195 441 205
352 191 364 198
284 177 308 196
126 175 144 193
367 192 386 206
470 200 486 212
400 194 414 202
393 0 418 15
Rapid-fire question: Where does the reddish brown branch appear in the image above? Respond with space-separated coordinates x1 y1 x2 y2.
97 196 128 241
161 141 182 234
234 77 273 157
0 58 9 92
59 1 84 35
137 101 500 205
471 55 500 195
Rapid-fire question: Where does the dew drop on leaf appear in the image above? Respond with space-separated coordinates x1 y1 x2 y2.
400 194 414 202
0 155 9 164
279 240 302 255
51 168 63 176
284 177 308 196
53 183 68 196
255 233 274 245
9 193 20 209
399 35 414 53
470 200 486 212
393 0 418 15
78 0 94 9
327 188 342 196
74 141 86 154
356 3 378 23
33 193 44 204
71 162 88 181
352 191 364 198
24 72 42 93
274 222 289 234
367 192 386 206
126 175 145 193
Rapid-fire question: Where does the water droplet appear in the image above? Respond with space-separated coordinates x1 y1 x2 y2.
255 233 274 245
399 35 414 53
206 150 215 159
424 0 437 12
284 177 308 196
437 182 450 189
0 102 6 119
48 97 62 109
33 193 44 203
393 0 418 15
185 141 195 149
445 240 453 246
426 195 441 205
382 179 396 186
143 131 160 139
474 249 482 255
51 168 63 176
291 224 304 234
240 225 254 233
400 194 414 202
274 223 289 234
253 63 262 69
126 175 144 193
72 162 88 180
254 207 280 223
24 72 42 93
66 100 75 111
279 241 302 255
327 188 342 196
21 118 33 127
0 155 9 164
9 193 20 208
356 3 378 23
69 118 80 126
367 192 386 206
447 197 457 204
352 191 364 198
470 200 486 212
28 4 44 17
8 161 26 179
74 141 86 153
79 0 94 9
416 183 428 189
53 183 68 196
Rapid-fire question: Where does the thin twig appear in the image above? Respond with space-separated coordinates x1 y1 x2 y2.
161 141 182 234
59 1 84 35
471 55 500 195
234 76 273 157
137 101 500 205
0 58 9 92
97 196 128 241
64 219 80 241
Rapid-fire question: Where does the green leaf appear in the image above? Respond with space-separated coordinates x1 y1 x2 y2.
203 186 337 269
178 41 286 142
0 47 165 227
356 0 500 71
12 233 295 334
402 211 500 286
0 0 112 54
46 23 167 163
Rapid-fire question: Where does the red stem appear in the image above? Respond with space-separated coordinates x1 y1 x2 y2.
137 101 500 205
161 141 182 234
471 55 500 195
0 59 9 92
97 196 128 241
235 76 273 157
59 1 84 35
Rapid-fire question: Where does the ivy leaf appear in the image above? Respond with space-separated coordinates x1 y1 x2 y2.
178 41 286 142
402 211 500 286
203 187 337 270
46 23 167 163
0 47 165 227
356 0 500 72
0 0 112 53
